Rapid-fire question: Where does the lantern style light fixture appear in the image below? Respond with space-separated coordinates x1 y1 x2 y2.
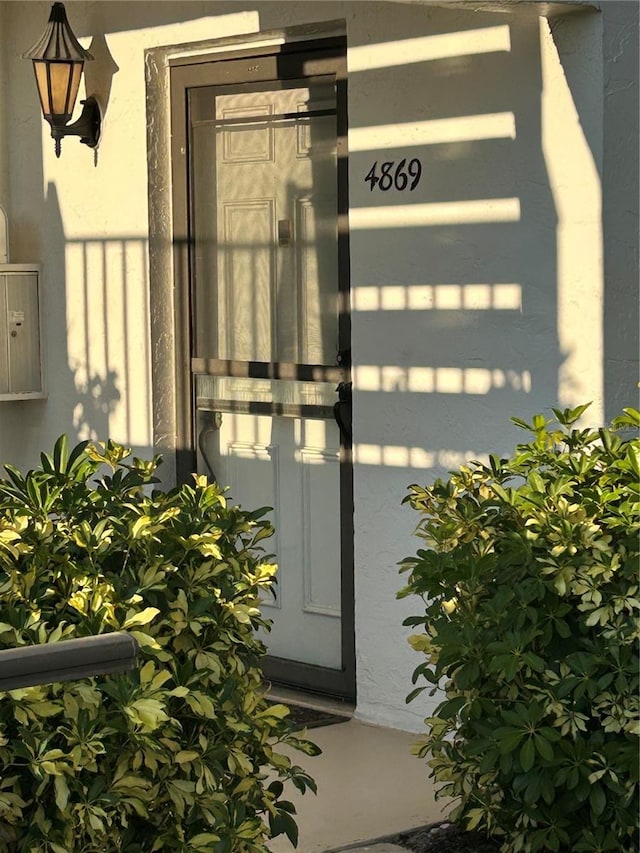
23 2 101 158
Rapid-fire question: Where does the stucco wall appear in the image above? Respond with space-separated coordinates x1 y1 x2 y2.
601 1 640 420
0 0 637 732
0 3 9 212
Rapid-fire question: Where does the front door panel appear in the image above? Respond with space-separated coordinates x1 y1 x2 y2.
191 77 339 364
197 407 342 670
171 43 353 697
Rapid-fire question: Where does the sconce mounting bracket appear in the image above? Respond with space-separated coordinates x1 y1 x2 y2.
51 96 101 158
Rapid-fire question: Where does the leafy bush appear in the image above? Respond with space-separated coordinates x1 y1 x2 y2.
0 437 318 852
399 405 639 853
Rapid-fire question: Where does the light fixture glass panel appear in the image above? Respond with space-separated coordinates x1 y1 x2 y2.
64 62 83 115
33 59 82 119
33 61 52 115
50 61 82 116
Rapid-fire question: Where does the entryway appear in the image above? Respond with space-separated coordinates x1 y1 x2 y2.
265 711 445 852
170 38 354 699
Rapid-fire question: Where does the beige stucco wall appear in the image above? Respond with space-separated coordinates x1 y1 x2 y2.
0 4 8 212
0 0 637 731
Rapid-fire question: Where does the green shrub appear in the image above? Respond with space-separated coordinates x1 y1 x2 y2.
0 437 318 852
399 405 639 853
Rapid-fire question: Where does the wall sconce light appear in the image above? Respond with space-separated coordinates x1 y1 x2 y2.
23 2 101 158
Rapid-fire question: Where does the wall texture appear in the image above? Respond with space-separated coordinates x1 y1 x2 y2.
0 0 637 732
601 1 640 421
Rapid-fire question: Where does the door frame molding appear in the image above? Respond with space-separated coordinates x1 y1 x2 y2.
169 37 355 701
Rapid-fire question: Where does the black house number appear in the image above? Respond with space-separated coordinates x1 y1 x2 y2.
364 158 422 192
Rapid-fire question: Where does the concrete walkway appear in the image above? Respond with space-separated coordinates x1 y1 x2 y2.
266 712 449 853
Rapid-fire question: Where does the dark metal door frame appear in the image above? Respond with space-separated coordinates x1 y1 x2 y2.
169 37 354 701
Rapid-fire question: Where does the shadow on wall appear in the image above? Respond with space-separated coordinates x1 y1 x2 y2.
83 31 120 166
347 11 559 481
72 366 120 440
546 7 639 423
47 182 153 456
0 182 152 470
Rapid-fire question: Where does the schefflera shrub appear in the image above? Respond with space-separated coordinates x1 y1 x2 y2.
399 405 639 853
0 437 318 853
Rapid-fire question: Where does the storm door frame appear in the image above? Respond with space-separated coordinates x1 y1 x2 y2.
169 37 355 701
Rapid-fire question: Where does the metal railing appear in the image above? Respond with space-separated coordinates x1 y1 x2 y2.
0 632 139 691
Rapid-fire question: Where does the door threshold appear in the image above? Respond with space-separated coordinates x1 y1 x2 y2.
263 683 355 718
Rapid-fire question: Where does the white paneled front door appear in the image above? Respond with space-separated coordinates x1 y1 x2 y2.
172 45 353 694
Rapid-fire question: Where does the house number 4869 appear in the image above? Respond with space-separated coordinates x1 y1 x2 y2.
364 158 422 192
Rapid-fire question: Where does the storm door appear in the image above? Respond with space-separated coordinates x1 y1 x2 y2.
170 42 354 699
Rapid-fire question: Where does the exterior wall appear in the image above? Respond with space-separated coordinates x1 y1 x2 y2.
0 3 9 211
601 1 640 420
0 1 637 731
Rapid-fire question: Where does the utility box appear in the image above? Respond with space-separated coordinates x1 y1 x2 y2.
0 264 45 400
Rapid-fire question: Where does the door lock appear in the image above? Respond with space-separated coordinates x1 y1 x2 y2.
336 348 351 368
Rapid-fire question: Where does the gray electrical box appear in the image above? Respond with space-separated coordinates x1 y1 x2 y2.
0 264 45 400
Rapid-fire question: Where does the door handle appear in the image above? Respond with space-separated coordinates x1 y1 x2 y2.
333 381 352 443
